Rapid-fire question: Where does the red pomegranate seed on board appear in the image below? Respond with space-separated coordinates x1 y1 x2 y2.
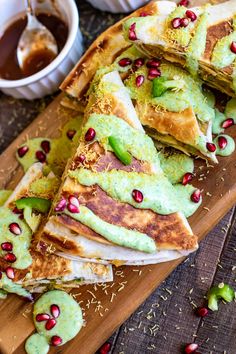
206 142 216 152
132 189 143 203
99 342 111 354
41 140 51 154
118 58 132 67
186 10 197 21
178 0 189 6
180 17 190 27
136 75 145 87
36 313 50 322
230 41 236 54
45 318 57 330
218 136 228 150
67 129 76 140
133 58 145 68
191 189 201 203
146 59 161 68
67 203 79 213
51 335 63 346
9 222 22 235
148 68 161 80
196 307 209 317
182 172 194 186
222 118 234 129
17 145 29 158
35 150 46 163
184 343 199 353
85 128 96 142
4 253 16 263
54 198 67 212
171 17 182 29
129 23 137 41
5 267 15 279
50 304 60 318
1 242 13 252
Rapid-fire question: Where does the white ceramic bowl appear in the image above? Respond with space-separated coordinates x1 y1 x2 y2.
86 0 150 13
0 0 83 100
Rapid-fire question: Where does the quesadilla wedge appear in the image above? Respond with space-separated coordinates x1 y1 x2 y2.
40 70 199 266
0 163 113 298
123 0 236 97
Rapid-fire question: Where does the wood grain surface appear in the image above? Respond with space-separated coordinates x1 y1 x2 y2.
0 1 236 354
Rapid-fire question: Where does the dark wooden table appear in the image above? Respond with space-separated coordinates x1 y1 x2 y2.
0 2 236 353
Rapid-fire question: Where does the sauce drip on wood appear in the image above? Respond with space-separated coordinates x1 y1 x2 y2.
0 13 68 80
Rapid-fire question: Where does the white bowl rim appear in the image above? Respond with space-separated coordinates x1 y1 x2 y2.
0 0 79 88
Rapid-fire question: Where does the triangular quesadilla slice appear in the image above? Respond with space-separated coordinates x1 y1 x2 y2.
40 70 199 266
123 0 236 97
0 163 113 298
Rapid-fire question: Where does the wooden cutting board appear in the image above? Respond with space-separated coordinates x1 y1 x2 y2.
0 92 235 354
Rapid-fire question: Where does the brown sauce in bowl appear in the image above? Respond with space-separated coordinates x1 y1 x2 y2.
0 13 68 80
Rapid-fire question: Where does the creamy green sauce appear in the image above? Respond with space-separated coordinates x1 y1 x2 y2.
0 273 31 298
112 46 144 73
211 23 236 69
212 109 226 134
25 334 49 354
29 177 60 199
186 11 209 77
225 98 236 121
166 6 193 47
17 117 83 176
203 88 215 108
0 190 12 206
65 206 157 253
69 168 180 215
214 134 235 156
0 207 32 269
174 184 202 218
33 290 83 343
83 113 161 168
159 152 194 184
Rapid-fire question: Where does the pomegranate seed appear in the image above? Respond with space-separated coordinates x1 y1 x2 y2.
139 12 149 17
54 198 67 212
99 342 111 354
230 41 236 54
68 195 80 208
9 222 21 235
41 140 50 154
1 242 13 252
180 17 190 27
67 129 76 140
36 313 50 322
171 17 182 29
186 10 197 21
35 150 46 163
146 59 161 68
67 203 79 213
85 128 96 142
191 189 201 203
45 318 57 330
4 253 16 263
50 304 60 318
206 142 216 152
118 58 132 67
184 343 198 353
51 335 62 346
218 136 228 150
17 145 29 158
5 267 15 279
132 189 143 203
148 68 161 80
129 23 137 41
133 58 144 68
136 75 145 87
196 307 209 317
12 207 23 215
182 172 194 186
78 154 86 163
222 118 234 129
178 0 189 6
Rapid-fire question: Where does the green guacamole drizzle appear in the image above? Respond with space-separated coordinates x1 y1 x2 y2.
0 273 31 298
214 134 235 156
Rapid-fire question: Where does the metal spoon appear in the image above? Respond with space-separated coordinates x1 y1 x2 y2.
17 0 58 71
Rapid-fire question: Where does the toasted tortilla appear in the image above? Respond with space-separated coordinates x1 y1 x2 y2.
41 70 198 266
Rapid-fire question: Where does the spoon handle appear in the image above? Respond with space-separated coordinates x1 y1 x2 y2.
26 0 34 15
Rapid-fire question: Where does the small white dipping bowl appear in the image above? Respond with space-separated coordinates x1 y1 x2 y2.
0 0 83 100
